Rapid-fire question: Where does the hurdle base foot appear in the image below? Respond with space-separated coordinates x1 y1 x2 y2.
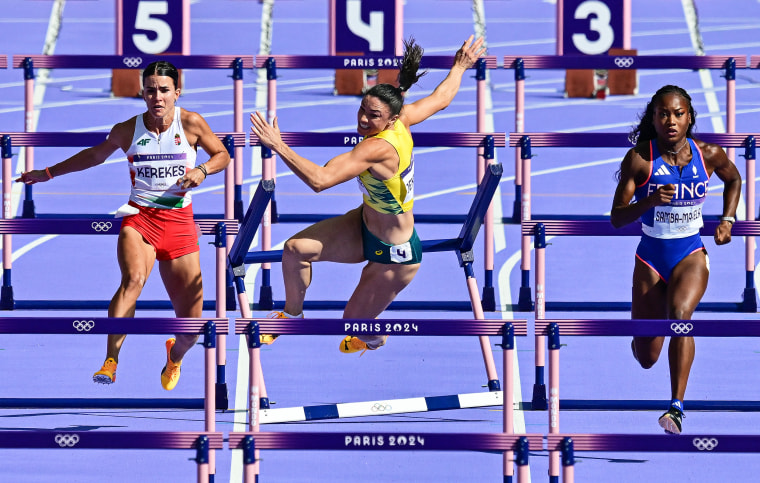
258 286 273 311
518 286 533 312
225 285 237 311
532 383 547 410
742 288 758 312
481 286 496 312
215 382 229 411
0 286 13 310
22 200 35 218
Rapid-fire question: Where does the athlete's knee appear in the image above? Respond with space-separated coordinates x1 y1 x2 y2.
283 237 312 261
120 270 148 292
669 304 695 321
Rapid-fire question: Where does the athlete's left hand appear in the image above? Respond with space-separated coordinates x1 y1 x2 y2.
176 167 205 189
714 221 732 245
250 111 282 150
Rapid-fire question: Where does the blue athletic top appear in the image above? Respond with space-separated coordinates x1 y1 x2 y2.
633 138 709 239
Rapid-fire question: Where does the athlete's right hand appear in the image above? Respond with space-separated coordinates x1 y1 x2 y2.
652 183 675 206
15 170 50 185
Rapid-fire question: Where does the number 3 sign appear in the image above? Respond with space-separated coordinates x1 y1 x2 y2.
563 0 623 55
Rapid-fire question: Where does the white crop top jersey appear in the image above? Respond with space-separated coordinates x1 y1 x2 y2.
124 108 197 209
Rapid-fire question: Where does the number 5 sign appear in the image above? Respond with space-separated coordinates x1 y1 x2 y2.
118 0 189 56
562 0 624 55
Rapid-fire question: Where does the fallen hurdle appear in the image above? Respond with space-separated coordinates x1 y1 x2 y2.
537 318 760 482
232 316 532 481
0 430 223 483
513 133 757 312
253 53 503 310
547 433 760 483
228 163 507 404
249 131 505 311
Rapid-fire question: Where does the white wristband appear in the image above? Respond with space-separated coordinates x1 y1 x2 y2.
720 216 735 224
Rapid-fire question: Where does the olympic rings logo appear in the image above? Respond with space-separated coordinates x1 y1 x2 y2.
122 57 143 68
91 221 112 232
692 437 718 451
54 434 80 447
73 320 95 332
371 403 392 412
670 322 694 335
614 57 634 68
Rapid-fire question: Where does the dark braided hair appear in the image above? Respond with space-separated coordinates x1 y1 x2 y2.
363 37 427 116
142 61 180 90
629 85 697 145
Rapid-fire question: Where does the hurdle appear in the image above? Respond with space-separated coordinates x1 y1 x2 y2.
232 316 533 481
0 431 223 483
253 53 502 310
0 316 226 478
229 432 542 483
502 53 749 311
512 133 758 312
10 54 253 220
249 131 505 311
547 433 760 483
537 318 760 482
228 163 507 407
524 218 760 413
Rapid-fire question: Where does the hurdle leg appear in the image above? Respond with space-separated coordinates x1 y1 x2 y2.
502 323 515 481
242 435 256 483
214 224 229 411
464 266 499 389
548 323 561 483
561 437 575 483
532 224 548 410
203 323 217 478
1 142 15 309
196 435 210 483
515 436 530 483
237 286 268 406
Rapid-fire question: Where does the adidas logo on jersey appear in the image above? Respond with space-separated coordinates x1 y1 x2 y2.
654 165 670 177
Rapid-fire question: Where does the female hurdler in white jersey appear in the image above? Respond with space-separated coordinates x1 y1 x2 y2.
611 85 741 435
17 61 230 390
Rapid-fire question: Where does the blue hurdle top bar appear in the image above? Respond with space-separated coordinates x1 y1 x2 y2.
254 55 498 70
229 431 542 452
250 132 506 148
236 318 527 336
0 317 228 335
546 433 760 453
12 55 254 70
536 319 760 337
503 55 747 70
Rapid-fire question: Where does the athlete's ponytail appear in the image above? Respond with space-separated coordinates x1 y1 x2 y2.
364 37 427 116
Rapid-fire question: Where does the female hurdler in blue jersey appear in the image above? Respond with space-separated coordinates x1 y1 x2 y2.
611 85 741 434
251 36 485 353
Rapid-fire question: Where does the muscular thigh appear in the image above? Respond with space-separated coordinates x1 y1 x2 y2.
667 249 708 318
287 206 364 263
632 257 667 319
